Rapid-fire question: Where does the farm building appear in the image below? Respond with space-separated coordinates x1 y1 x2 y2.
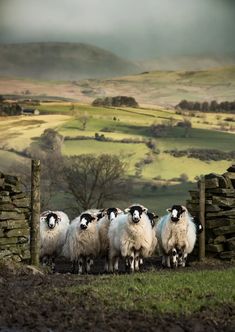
21 108 40 115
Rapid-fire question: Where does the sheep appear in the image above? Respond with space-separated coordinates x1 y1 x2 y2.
97 207 123 272
192 216 204 235
156 205 196 268
40 210 70 270
62 211 100 274
108 204 155 273
70 209 103 223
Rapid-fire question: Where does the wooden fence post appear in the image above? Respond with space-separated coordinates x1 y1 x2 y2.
199 176 206 261
30 159 41 266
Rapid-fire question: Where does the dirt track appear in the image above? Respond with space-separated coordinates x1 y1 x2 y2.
0 258 234 332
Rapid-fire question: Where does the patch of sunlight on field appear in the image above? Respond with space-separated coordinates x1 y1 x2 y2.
142 153 232 181
62 140 149 174
0 115 71 150
156 128 235 151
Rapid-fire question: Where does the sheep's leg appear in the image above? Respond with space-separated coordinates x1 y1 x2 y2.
108 252 117 273
171 248 178 268
86 256 93 273
104 256 109 273
139 257 143 266
72 260 77 274
127 253 135 273
181 253 188 267
161 255 166 267
51 257 56 272
78 256 84 274
114 257 119 272
166 255 171 268
134 252 140 272
48 256 55 271
42 255 48 267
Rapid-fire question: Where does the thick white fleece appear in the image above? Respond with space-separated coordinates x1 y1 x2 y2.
40 211 70 258
156 208 196 255
62 218 100 262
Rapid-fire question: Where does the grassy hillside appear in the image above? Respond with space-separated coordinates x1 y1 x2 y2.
85 66 235 106
0 42 139 80
1 66 235 106
0 102 234 214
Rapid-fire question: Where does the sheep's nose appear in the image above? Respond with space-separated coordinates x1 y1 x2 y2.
80 224 87 230
133 217 140 223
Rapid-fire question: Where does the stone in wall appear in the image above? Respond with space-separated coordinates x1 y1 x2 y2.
0 172 30 262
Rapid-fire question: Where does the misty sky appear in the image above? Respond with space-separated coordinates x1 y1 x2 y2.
0 0 235 59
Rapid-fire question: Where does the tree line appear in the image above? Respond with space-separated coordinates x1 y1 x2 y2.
176 100 235 113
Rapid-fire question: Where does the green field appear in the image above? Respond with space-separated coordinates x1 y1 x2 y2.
67 267 235 315
0 100 234 214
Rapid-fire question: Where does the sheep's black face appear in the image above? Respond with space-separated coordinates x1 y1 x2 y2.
129 206 145 223
193 216 204 234
97 212 104 221
80 213 95 230
46 213 58 229
107 208 118 221
147 211 158 228
168 205 185 223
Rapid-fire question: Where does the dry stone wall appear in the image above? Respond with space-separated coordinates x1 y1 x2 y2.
0 172 30 262
187 165 235 260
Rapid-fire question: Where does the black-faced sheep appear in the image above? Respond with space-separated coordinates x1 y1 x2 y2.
108 204 156 273
156 205 196 268
40 210 70 270
62 211 100 274
97 207 123 272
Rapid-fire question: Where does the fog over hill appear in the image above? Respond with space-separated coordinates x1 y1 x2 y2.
0 42 140 80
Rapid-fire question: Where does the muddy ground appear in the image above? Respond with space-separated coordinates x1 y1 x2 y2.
0 257 234 332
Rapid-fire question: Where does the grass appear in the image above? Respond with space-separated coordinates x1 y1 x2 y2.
0 102 234 211
66 268 235 315
62 140 149 174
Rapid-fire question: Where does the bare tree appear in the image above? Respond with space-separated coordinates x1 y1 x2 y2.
182 117 192 137
74 111 90 130
63 154 128 211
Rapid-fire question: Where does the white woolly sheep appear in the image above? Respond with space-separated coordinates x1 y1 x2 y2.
97 207 123 272
40 210 70 270
62 211 100 274
108 204 155 273
156 205 196 268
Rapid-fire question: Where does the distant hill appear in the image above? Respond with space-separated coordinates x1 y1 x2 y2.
0 66 235 107
0 42 140 80
138 55 235 71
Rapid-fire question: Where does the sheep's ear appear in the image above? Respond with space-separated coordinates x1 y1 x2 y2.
153 214 159 219
124 208 130 213
142 207 148 213
117 208 123 214
101 209 107 216
182 208 186 213
167 208 172 213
